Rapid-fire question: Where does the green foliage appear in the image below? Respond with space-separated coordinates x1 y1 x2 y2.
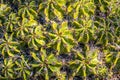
0 0 120 80
73 18 96 43
69 48 99 78
47 21 75 54
1 58 15 79
4 12 19 31
27 24 45 50
0 33 20 57
18 1 37 19
30 48 61 80
15 55 31 80
0 4 11 17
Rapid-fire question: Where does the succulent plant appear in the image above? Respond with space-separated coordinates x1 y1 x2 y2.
4 13 19 32
26 24 45 50
1 58 15 79
95 18 114 46
15 55 31 80
15 18 37 39
30 48 61 80
0 0 120 80
69 48 100 79
47 21 75 54
73 18 96 43
0 33 20 57
18 1 37 19
0 4 11 17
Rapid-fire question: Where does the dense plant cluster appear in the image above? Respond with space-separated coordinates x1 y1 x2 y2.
0 0 120 80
